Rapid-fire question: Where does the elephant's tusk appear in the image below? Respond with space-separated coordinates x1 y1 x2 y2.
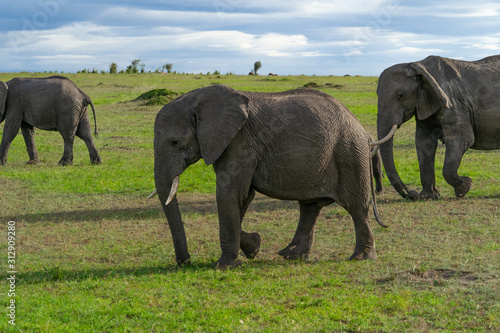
370 145 379 158
147 188 158 199
165 175 180 206
371 124 398 147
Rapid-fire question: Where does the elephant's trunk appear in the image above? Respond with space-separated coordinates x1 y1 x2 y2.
155 167 190 265
159 194 190 265
377 122 413 200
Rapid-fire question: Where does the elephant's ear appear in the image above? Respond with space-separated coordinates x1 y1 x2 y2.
195 85 249 165
0 81 7 120
409 60 452 120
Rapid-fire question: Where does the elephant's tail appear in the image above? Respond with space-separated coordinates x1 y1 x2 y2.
369 144 387 228
84 96 99 138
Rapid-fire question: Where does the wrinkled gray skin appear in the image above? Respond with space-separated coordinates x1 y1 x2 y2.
377 55 500 200
0 76 101 165
153 85 385 269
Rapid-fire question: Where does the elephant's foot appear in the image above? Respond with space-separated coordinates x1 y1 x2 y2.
349 246 377 261
453 177 472 198
176 258 192 267
420 189 440 200
90 157 102 165
215 257 242 270
240 232 261 259
407 190 420 200
416 189 440 200
26 159 39 165
407 189 440 200
278 243 311 260
58 159 73 166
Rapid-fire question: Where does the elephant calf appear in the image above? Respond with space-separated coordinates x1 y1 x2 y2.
150 85 386 269
0 76 101 165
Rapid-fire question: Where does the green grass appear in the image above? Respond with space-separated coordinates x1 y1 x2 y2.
0 72 498 332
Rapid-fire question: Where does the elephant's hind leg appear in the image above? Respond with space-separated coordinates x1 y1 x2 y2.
21 123 39 164
347 205 377 261
278 201 322 260
443 139 472 198
76 117 101 165
58 133 75 166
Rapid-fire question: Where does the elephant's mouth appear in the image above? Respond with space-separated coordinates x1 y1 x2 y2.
402 108 416 123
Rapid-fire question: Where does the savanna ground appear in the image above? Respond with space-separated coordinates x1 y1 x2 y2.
0 72 498 332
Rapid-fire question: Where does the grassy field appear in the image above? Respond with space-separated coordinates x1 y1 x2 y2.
0 72 498 332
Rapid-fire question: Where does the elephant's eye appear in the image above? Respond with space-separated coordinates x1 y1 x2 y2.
397 93 404 100
170 139 180 147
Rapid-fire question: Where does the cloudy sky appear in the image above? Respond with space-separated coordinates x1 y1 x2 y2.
1 0 500 75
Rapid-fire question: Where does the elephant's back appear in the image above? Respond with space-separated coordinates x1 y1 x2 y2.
246 90 371 201
8 77 82 130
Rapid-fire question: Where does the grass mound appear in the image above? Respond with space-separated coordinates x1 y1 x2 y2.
304 82 345 89
135 88 182 105
303 81 320 88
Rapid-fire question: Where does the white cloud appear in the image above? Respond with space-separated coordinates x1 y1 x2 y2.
216 0 390 16
393 46 445 55
3 20 321 70
433 3 500 18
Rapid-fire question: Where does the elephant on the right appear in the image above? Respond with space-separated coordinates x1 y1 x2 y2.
376 55 500 200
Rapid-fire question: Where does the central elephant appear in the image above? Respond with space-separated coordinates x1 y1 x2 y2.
150 85 386 269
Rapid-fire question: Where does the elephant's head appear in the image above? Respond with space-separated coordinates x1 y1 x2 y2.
376 56 452 199
152 85 249 265
0 81 8 123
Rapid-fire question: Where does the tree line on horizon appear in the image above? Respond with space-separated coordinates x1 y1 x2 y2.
75 60 264 76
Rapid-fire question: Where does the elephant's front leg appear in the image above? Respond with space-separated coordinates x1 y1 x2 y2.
214 164 256 269
216 193 244 269
0 113 23 165
21 123 39 164
415 124 441 200
443 138 472 198
279 201 321 260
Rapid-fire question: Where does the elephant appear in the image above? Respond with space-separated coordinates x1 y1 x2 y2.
376 55 500 200
0 76 101 165
149 84 387 269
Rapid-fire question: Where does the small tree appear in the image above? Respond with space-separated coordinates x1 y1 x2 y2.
126 59 144 74
254 61 262 75
162 63 173 73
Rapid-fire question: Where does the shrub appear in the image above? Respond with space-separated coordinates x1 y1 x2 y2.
143 96 173 106
134 89 182 105
325 83 345 89
303 82 320 88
